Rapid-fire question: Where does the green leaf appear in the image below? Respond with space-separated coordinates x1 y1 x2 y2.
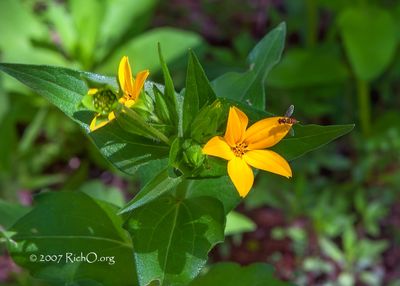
0 0 67 66
70 0 105 67
0 199 30 230
272 124 355 161
343 225 357 262
79 180 125 208
88 121 169 174
119 168 183 214
0 64 169 175
124 194 225 286
182 50 217 136
96 0 159 61
44 2 78 57
0 63 88 120
116 105 171 144
0 109 18 172
189 263 294 286
18 108 48 154
187 177 240 214
212 23 286 109
158 43 179 129
268 47 349 88
97 27 204 75
319 237 344 264
190 99 228 144
225 211 256 236
338 7 398 81
8 192 137 286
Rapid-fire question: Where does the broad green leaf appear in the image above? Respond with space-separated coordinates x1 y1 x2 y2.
0 64 88 120
70 0 105 67
189 263 294 286
183 50 217 136
88 121 169 174
0 0 46 46
0 64 169 175
0 199 30 230
212 23 286 109
0 76 8 121
0 0 67 92
272 124 355 161
8 192 137 286
0 0 66 65
124 194 225 286
96 0 159 61
225 211 256 236
268 47 349 88
97 27 204 75
338 7 398 81
136 158 170 186
187 177 240 214
79 180 125 208
119 168 183 214
44 2 78 57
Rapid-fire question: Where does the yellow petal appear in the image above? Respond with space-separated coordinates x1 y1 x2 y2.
89 113 115 132
244 117 292 150
224 106 248 147
227 156 254 197
202 136 234 161
118 56 134 96
124 99 135 108
88 88 98 95
244 149 292 178
132 70 150 100
108 111 116 121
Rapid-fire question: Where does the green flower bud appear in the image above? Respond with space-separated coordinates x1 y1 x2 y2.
191 100 226 143
131 91 154 119
183 140 205 168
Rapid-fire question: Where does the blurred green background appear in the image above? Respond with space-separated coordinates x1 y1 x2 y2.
0 0 399 285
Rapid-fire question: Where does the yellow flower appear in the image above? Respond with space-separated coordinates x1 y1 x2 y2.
117 56 150 108
89 56 150 131
202 106 293 197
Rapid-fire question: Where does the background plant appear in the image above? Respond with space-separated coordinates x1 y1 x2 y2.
1 0 400 285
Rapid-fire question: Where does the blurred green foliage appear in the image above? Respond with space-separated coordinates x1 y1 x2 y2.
0 0 399 285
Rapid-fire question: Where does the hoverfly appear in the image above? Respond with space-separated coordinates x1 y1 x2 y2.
278 104 298 136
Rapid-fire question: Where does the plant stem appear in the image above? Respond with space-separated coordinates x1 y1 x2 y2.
356 78 371 136
122 106 171 145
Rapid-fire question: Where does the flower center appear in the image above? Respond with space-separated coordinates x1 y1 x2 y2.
232 142 248 158
93 90 117 114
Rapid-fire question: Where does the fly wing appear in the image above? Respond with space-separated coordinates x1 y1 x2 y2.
285 104 294 117
289 126 295 136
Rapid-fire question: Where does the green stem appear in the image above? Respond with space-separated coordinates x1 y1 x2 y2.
306 0 317 48
18 107 48 154
122 106 171 145
356 78 371 136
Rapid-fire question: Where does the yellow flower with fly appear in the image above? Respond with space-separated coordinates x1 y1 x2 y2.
202 106 294 197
